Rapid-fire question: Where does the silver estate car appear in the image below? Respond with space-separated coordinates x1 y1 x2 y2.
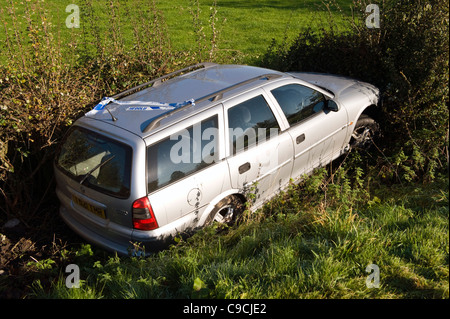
54 63 380 255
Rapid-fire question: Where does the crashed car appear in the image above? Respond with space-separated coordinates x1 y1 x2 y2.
54 63 380 255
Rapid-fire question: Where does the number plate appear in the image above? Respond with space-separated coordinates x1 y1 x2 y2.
72 195 106 219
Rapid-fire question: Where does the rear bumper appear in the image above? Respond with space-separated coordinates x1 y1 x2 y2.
59 205 133 256
56 188 167 256
60 204 175 255
57 188 195 256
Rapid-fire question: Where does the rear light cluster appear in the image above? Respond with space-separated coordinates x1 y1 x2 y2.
132 196 158 230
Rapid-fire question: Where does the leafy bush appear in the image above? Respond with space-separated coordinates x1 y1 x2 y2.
0 0 221 222
261 0 449 183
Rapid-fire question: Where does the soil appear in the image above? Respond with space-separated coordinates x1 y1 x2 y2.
0 213 83 299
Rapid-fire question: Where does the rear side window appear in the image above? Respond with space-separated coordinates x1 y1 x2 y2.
227 95 280 154
271 84 325 126
56 127 132 198
147 115 218 193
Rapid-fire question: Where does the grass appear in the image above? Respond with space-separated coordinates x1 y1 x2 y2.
0 0 355 64
27 164 449 299
157 0 354 61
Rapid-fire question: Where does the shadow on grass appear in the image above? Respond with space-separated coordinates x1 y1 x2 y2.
217 0 353 15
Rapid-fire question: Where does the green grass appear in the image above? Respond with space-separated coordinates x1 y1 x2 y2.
28 170 448 299
0 0 354 64
156 0 354 60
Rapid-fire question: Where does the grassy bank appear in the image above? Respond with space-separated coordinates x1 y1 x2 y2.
27 163 449 299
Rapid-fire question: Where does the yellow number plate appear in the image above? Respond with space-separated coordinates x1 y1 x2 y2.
72 195 106 219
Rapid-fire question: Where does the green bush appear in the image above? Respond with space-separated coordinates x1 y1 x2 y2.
0 0 221 222
261 0 449 183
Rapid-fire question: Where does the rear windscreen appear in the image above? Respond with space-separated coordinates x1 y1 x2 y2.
56 126 132 198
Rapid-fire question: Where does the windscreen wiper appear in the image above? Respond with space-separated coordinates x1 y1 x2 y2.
80 155 116 185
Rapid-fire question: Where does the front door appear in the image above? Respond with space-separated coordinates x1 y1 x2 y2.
267 82 348 181
224 89 293 208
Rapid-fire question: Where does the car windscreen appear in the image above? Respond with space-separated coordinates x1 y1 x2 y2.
56 126 132 198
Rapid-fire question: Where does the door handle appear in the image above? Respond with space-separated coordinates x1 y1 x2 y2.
238 162 251 174
296 134 305 144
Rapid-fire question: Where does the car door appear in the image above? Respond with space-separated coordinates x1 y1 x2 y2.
265 81 349 181
224 89 293 208
146 106 230 227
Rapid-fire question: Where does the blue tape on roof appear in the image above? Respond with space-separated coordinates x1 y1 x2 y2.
85 97 195 116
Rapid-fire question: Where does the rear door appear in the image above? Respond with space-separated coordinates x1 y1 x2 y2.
224 89 293 207
145 106 230 227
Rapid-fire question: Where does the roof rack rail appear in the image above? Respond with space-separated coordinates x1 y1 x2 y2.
142 73 282 133
195 73 282 104
111 62 218 100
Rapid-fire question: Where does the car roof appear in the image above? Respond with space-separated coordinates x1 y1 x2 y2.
84 64 290 137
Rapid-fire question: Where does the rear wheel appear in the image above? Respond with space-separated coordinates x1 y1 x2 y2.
350 114 380 150
205 195 244 226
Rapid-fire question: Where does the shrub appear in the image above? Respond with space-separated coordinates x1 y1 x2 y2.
261 0 449 183
0 0 221 223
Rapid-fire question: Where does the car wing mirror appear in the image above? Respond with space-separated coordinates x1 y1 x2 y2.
327 100 340 112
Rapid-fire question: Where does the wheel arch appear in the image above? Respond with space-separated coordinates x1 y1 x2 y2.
195 190 247 227
360 104 381 122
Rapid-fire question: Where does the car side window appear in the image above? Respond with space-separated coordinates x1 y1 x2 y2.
271 84 325 126
147 115 218 193
227 94 280 154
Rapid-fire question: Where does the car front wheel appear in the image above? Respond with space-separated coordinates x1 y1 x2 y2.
350 114 380 150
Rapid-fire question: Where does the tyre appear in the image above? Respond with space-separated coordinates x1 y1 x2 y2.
205 195 244 226
350 114 380 150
